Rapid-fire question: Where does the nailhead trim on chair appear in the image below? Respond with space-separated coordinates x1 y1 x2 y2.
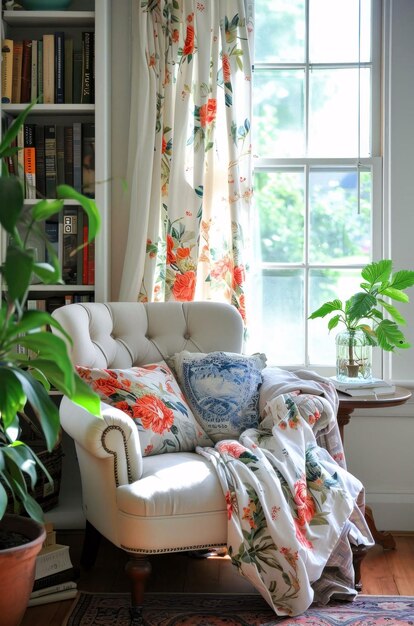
101 425 133 486
121 542 227 554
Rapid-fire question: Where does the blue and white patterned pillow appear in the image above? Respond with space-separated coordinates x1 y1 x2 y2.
173 351 266 442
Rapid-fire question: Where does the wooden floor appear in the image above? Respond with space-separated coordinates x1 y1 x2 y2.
22 532 414 626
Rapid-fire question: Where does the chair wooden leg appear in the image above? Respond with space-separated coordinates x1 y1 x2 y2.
352 544 369 592
80 520 102 570
125 554 152 621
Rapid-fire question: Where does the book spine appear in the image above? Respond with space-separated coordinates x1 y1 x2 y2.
37 40 43 103
35 124 46 198
20 40 32 103
32 566 79 592
30 39 38 102
56 125 65 186
30 581 77 600
81 122 95 197
82 222 89 285
64 126 74 186
54 32 65 104
1 39 14 104
73 50 82 104
17 125 25 189
77 209 84 284
64 38 73 104
62 207 79 284
72 122 82 193
35 545 73 580
44 219 59 263
44 124 57 199
28 588 78 607
24 123 36 200
87 239 95 285
81 31 94 104
43 34 55 104
11 40 23 104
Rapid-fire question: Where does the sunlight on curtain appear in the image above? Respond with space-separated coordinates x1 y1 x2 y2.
119 0 254 327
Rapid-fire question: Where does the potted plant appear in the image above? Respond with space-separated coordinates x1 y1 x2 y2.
0 103 101 626
309 259 414 381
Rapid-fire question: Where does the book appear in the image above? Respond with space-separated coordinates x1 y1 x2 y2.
35 124 46 198
24 123 37 200
32 566 80 592
81 31 94 104
1 39 13 104
64 125 74 186
44 219 60 263
82 122 95 197
35 543 73 581
30 39 38 102
28 587 77 607
62 206 79 284
44 124 57 198
43 34 55 104
54 32 65 104
17 124 25 187
37 39 43 103
20 39 32 103
73 50 83 103
331 376 396 397
11 40 23 104
72 121 82 192
30 580 77 600
56 125 65 185
64 37 73 103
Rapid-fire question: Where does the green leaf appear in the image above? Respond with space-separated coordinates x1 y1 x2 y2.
389 270 414 291
10 367 60 451
32 261 60 284
0 177 24 233
377 299 406 325
0 370 26 429
381 287 409 303
327 314 341 331
4 245 34 301
3 443 38 490
361 260 392 286
347 292 377 322
0 483 8 519
308 300 342 319
57 185 101 242
376 320 410 351
31 199 64 221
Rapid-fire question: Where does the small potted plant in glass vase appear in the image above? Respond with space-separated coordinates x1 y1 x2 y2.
309 259 414 383
0 103 101 626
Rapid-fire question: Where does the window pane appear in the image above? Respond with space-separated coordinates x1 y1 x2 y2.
309 169 372 263
308 268 362 365
309 68 370 157
254 0 305 63
255 170 305 263
253 69 305 158
309 0 371 63
248 269 305 365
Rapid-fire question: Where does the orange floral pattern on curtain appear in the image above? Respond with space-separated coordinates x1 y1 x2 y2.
132 1 253 325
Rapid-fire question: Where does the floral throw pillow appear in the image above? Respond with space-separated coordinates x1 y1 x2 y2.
172 351 266 442
76 362 213 456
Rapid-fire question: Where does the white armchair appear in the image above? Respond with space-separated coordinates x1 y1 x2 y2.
52 301 244 612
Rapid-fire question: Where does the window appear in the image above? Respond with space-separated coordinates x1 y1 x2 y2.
248 0 382 374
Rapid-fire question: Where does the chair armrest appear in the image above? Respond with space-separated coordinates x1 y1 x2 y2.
59 395 143 485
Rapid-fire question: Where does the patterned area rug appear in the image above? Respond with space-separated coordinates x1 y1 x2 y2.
63 592 414 625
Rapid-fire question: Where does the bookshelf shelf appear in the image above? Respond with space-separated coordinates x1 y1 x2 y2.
1 0 111 304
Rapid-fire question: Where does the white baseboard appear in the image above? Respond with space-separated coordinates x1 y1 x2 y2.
365 492 414 532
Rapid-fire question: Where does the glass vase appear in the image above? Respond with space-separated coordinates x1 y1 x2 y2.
336 329 372 382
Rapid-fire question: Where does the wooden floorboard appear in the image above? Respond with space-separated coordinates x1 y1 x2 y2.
21 532 414 626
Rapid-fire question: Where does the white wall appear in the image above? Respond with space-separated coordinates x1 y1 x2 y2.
109 0 414 530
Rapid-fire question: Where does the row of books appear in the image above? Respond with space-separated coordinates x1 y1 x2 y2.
27 294 94 314
29 523 78 607
27 206 96 286
1 31 94 105
4 120 95 200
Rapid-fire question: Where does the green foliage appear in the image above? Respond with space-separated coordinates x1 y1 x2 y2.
309 259 414 352
0 104 101 523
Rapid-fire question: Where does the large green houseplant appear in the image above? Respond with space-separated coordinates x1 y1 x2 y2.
309 259 414 380
0 103 101 624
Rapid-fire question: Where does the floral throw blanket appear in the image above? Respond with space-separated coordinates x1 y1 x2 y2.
196 370 374 617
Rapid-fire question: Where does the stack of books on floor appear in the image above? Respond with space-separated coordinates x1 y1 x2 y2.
29 523 79 607
330 377 396 397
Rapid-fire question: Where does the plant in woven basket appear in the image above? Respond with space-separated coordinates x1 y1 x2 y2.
0 103 101 524
309 259 414 379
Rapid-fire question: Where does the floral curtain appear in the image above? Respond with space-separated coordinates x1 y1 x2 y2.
119 0 254 325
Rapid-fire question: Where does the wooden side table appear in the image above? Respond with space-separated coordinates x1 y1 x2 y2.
337 386 412 550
